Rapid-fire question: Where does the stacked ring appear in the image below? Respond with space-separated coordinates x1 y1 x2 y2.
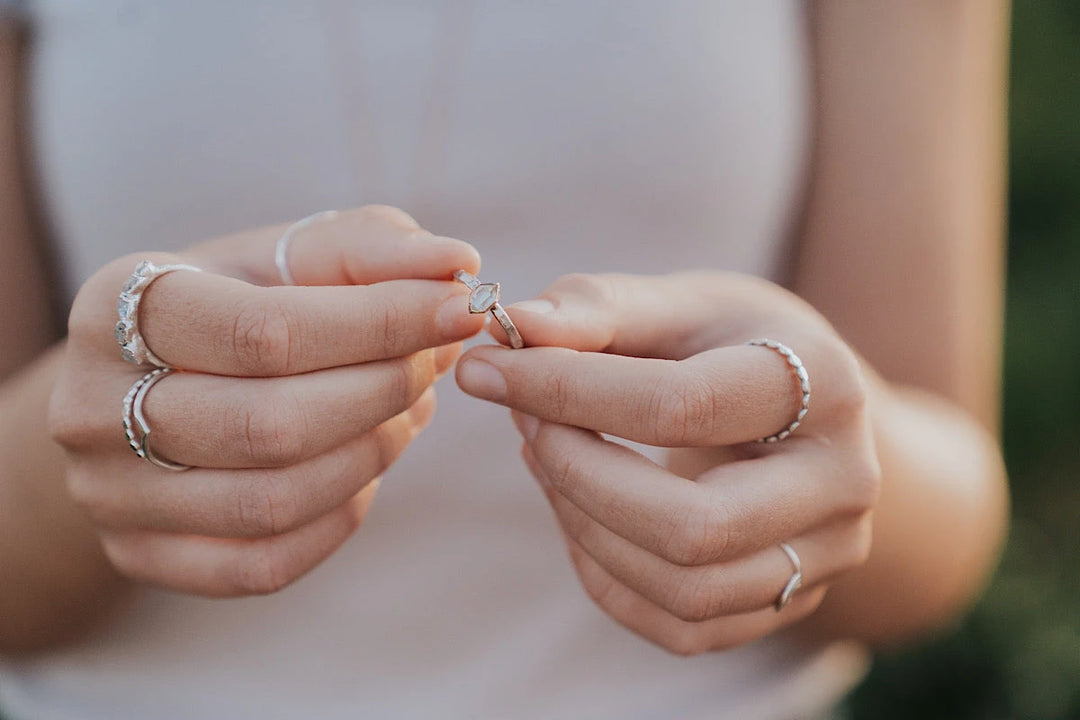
775 541 803 611
116 260 202 367
122 367 191 472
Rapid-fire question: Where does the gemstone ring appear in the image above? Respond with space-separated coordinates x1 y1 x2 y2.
452 270 524 349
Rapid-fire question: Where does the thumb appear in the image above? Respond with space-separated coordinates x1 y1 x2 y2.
184 205 481 287
491 272 755 360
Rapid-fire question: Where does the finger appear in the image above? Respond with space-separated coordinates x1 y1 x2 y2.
186 205 481 287
493 272 813 358
458 342 811 446
517 416 873 565
142 352 440 468
539 465 870 619
71 392 432 538
127 270 484 375
98 484 377 597
563 534 827 656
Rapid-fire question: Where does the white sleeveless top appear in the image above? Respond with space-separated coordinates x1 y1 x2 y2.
1 2 868 718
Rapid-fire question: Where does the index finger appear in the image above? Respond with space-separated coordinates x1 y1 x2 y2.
135 271 484 375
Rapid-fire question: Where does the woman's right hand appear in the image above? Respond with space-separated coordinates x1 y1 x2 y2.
48 206 485 597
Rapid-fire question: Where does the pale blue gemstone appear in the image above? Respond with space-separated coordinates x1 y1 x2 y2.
469 283 500 313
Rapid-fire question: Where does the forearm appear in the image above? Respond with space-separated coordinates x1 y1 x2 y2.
796 373 1008 647
0 344 131 655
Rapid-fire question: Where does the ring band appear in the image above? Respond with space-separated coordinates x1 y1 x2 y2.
746 339 810 443
116 260 202 367
275 210 340 285
775 541 803 611
453 270 525 349
122 368 192 472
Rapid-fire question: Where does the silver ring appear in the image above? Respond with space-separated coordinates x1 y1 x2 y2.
122 368 192 472
453 270 525 349
116 260 202 367
775 541 803 611
275 210 340 285
746 339 810 442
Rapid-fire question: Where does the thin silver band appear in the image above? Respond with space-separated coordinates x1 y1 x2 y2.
116 261 202 367
122 367 192 472
275 210 340 285
452 269 525 349
775 541 803 611
746 338 810 443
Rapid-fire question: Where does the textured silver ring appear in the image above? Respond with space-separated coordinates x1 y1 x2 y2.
746 338 810 443
453 270 525 349
122 367 192 472
775 541 803 611
116 260 202 366
275 210 340 285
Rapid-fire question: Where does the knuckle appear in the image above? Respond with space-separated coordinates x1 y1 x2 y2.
356 204 420 230
850 514 875 568
824 338 868 419
651 372 715 445
226 392 306 466
540 369 573 421
668 573 728 623
844 447 883 512
234 474 298 536
538 434 584 495
47 373 99 450
581 568 619 610
368 422 407 474
661 501 731 567
232 546 291 596
230 298 296 375
663 631 710 658
64 467 110 523
367 296 405 356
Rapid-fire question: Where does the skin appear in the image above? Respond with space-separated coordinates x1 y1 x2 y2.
0 0 1008 662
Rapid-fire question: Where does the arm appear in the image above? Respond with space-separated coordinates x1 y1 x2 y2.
793 0 1010 645
0 18 131 653
452 2 1011 655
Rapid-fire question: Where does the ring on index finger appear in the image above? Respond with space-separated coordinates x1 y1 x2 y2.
116 260 202 367
453 270 525 349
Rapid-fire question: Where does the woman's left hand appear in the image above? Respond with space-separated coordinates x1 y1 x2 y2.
456 271 882 656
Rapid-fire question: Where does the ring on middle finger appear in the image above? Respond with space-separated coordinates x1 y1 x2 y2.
453 269 525 349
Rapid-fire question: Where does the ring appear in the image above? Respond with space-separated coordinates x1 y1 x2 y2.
775 541 803 611
116 260 202 367
122 368 192 472
275 210 340 285
452 270 525 349
746 338 810 442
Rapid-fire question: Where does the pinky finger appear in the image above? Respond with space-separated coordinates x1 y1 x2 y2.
99 483 377 597
564 535 827 657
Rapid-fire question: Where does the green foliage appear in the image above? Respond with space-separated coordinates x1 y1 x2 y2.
851 3 1080 718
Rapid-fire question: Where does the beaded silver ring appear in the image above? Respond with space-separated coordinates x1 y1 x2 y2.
746 338 810 443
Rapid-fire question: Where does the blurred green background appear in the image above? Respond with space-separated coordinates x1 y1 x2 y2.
850 2 1080 718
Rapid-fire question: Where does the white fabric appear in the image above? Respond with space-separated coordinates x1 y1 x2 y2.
1 2 869 718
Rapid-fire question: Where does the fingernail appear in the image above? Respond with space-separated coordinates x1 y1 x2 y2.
457 359 507 402
514 412 539 442
508 299 555 315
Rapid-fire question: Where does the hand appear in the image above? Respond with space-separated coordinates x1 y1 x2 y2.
456 272 882 655
50 206 486 596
